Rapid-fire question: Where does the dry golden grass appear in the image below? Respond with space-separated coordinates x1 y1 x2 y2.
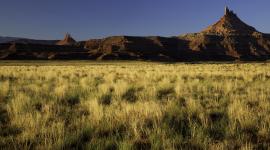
0 62 270 149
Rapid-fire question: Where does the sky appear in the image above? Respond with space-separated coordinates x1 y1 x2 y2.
0 0 269 41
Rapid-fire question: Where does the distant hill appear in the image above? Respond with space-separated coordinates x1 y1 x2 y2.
0 36 20 43
0 36 58 45
1 7 270 61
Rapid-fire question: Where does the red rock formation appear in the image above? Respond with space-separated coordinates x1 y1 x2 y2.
57 33 76 46
181 7 270 60
1 7 270 61
202 7 258 35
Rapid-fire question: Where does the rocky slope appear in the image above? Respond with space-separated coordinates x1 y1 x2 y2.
1 7 270 61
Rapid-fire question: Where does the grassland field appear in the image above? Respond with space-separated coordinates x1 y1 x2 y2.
1 61 270 149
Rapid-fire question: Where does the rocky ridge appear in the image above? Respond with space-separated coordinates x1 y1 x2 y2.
1 7 270 61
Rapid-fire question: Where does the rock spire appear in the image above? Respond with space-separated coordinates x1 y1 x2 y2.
202 7 258 35
57 33 76 45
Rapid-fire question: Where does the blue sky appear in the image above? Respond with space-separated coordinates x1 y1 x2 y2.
0 0 269 40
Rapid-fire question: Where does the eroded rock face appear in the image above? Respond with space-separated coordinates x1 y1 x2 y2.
182 34 270 60
84 36 189 60
0 7 270 61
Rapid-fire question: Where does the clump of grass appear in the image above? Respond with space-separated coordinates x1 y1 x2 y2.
98 86 114 105
63 127 93 149
66 95 80 106
207 111 228 141
61 92 80 106
162 101 191 138
0 81 9 100
122 87 138 103
99 93 113 105
94 76 105 86
132 139 151 150
156 86 175 101
103 140 118 150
